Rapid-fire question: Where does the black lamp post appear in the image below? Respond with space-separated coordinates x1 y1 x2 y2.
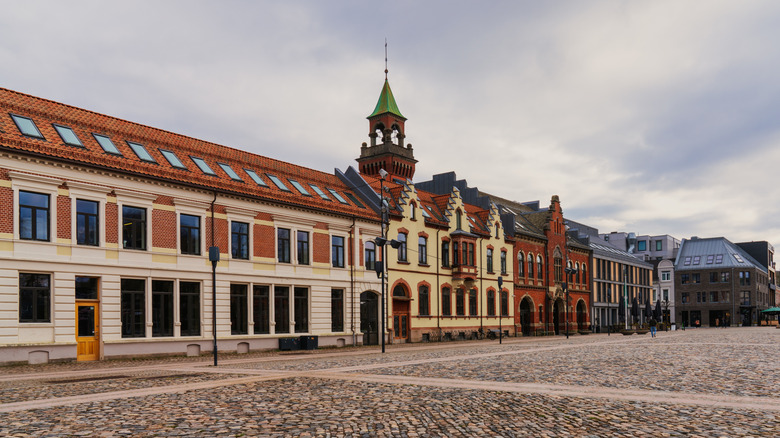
564 266 578 339
374 169 400 354
497 276 503 344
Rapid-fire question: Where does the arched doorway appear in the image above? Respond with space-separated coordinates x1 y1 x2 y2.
360 291 379 345
576 300 587 331
552 299 561 335
392 284 411 342
519 298 533 336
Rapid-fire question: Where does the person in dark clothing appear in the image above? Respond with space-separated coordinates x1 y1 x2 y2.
648 317 657 338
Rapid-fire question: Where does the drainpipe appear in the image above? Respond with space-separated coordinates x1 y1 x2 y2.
436 229 441 335
479 242 483 331
350 216 356 346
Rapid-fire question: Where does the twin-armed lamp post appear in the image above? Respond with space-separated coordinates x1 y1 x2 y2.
373 169 400 354
563 266 578 340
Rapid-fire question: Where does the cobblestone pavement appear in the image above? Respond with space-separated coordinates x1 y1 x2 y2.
0 327 778 437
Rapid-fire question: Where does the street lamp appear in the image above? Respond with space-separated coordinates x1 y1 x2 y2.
374 169 400 354
497 276 503 344
564 266 578 340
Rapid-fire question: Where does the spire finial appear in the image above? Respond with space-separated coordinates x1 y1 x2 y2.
384 38 388 79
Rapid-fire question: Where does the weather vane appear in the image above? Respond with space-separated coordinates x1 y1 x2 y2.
385 38 388 79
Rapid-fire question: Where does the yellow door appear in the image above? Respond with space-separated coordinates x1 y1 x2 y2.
76 302 99 361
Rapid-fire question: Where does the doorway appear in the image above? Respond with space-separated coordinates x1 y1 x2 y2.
360 291 378 345
553 299 561 335
519 298 532 336
75 276 100 361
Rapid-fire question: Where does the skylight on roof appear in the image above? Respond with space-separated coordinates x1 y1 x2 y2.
191 157 216 175
310 184 330 200
421 207 431 218
289 179 311 196
715 254 723 264
53 124 82 146
706 255 714 264
127 142 156 163
218 163 242 181
733 253 744 263
345 192 365 208
160 149 187 169
327 188 348 204
11 114 44 138
693 256 701 265
93 134 121 155
267 174 290 191
684 256 691 266
244 169 268 187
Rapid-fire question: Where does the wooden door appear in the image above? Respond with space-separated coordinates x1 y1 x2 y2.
76 302 99 361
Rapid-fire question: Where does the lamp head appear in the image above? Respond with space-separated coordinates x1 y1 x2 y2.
389 239 402 249
379 168 389 179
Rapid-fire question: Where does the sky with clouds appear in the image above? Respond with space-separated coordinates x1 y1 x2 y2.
2 0 779 252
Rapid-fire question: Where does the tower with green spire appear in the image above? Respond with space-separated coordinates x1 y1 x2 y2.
357 76 417 181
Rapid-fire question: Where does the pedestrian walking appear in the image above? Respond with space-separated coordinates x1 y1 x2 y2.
648 317 657 338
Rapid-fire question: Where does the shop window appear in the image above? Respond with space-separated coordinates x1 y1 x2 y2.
19 273 50 323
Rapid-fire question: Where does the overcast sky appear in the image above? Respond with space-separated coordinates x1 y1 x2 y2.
3 1 779 253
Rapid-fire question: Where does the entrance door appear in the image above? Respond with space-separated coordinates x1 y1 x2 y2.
519 299 532 336
360 292 379 345
553 300 561 335
393 300 410 341
76 302 99 361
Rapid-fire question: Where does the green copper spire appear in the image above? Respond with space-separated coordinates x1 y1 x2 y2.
368 79 405 119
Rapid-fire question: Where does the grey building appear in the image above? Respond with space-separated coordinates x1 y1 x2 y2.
675 237 770 327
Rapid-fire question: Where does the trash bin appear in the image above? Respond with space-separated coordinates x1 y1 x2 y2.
279 337 300 351
299 335 318 350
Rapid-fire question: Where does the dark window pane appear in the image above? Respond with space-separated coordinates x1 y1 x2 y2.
275 286 290 333
152 280 174 337
75 277 99 300
121 279 145 338
331 289 344 332
78 306 95 337
180 282 201 336
230 284 248 335
253 285 270 334
294 287 308 333
19 273 50 323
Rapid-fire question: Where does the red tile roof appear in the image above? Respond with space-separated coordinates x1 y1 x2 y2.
0 87 378 221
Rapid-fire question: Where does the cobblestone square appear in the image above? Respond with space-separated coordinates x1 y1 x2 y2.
1 328 778 437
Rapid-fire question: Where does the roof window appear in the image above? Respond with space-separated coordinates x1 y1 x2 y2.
191 157 216 175
127 142 156 163
93 134 122 155
345 192 365 208
289 179 311 196
53 124 83 146
310 184 330 200
11 114 44 138
244 169 268 187
733 254 744 263
160 149 187 169
715 254 723 264
327 188 348 204
693 256 700 265
267 174 290 191
683 256 691 266
218 163 242 181
706 255 714 264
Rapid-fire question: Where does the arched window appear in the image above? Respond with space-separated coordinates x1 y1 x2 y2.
468 289 477 316
518 252 524 277
537 255 543 280
486 248 494 273
364 241 376 271
393 284 406 297
410 202 416 220
456 289 465 316
397 233 407 261
527 253 534 279
581 264 588 285
441 287 451 316
500 250 507 275
455 209 462 230
500 290 509 316
487 289 496 316
554 254 563 283
418 285 429 315
418 236 427 264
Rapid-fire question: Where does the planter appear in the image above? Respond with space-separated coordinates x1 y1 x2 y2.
578 330 592 335
620 330 635 336
636 329 650 335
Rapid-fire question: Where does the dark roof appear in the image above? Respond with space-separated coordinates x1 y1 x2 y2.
0 87 377 221
675 237 765 272
591 240 654 267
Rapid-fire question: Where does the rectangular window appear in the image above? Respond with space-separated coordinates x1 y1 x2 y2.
418 237 427 264
418 286 429 316
310 184 330 200
75 277 99 300
180 282 200 336
327 188 348 204
715 254 723 264
442 287 451 316
709 272 719 283
468 289 477 316
253 285 270 334
661 271 670 281
53 124 83 146
721 272 730 283
692 273 701 284
681 274 689 285
230 284 248 335
345 192 365 208
364 241 376 271
277 228 291 263
294 287 309 333
693 256 701 265
289 179 311 196
297 231 310 265
332 236 345 268
331 289 344 332
397 233 407 262
456 289 465 316
160 149 187 169
93 134 122 155
662 289 669 301
231 221 249 259
121 279 145 338
684 256 691 266
19 190 49 241
151 280 174 337
191 157 216 175
267 174 290 191
122 206 146 250
501 291 509 316
655 240 663 251
710 291 719 303
500 251 507 275
218 163 242 181
681 292 689 303
452 242 459 266
274 286 290 334
11 114 44 138
741 291 750 306
244 169 268 187
180 214 201 255
486 249 494 273
637 240 647 251
487 290 496 316
19 273 50 323
76 199 99 246
441 242 450 267
128 142 156 163
706 255 714 264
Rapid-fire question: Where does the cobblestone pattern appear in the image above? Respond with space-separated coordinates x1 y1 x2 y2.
0 371 245 405
0 377 777 437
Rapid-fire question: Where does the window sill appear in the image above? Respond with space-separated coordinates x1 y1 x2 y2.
418 263 430 267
